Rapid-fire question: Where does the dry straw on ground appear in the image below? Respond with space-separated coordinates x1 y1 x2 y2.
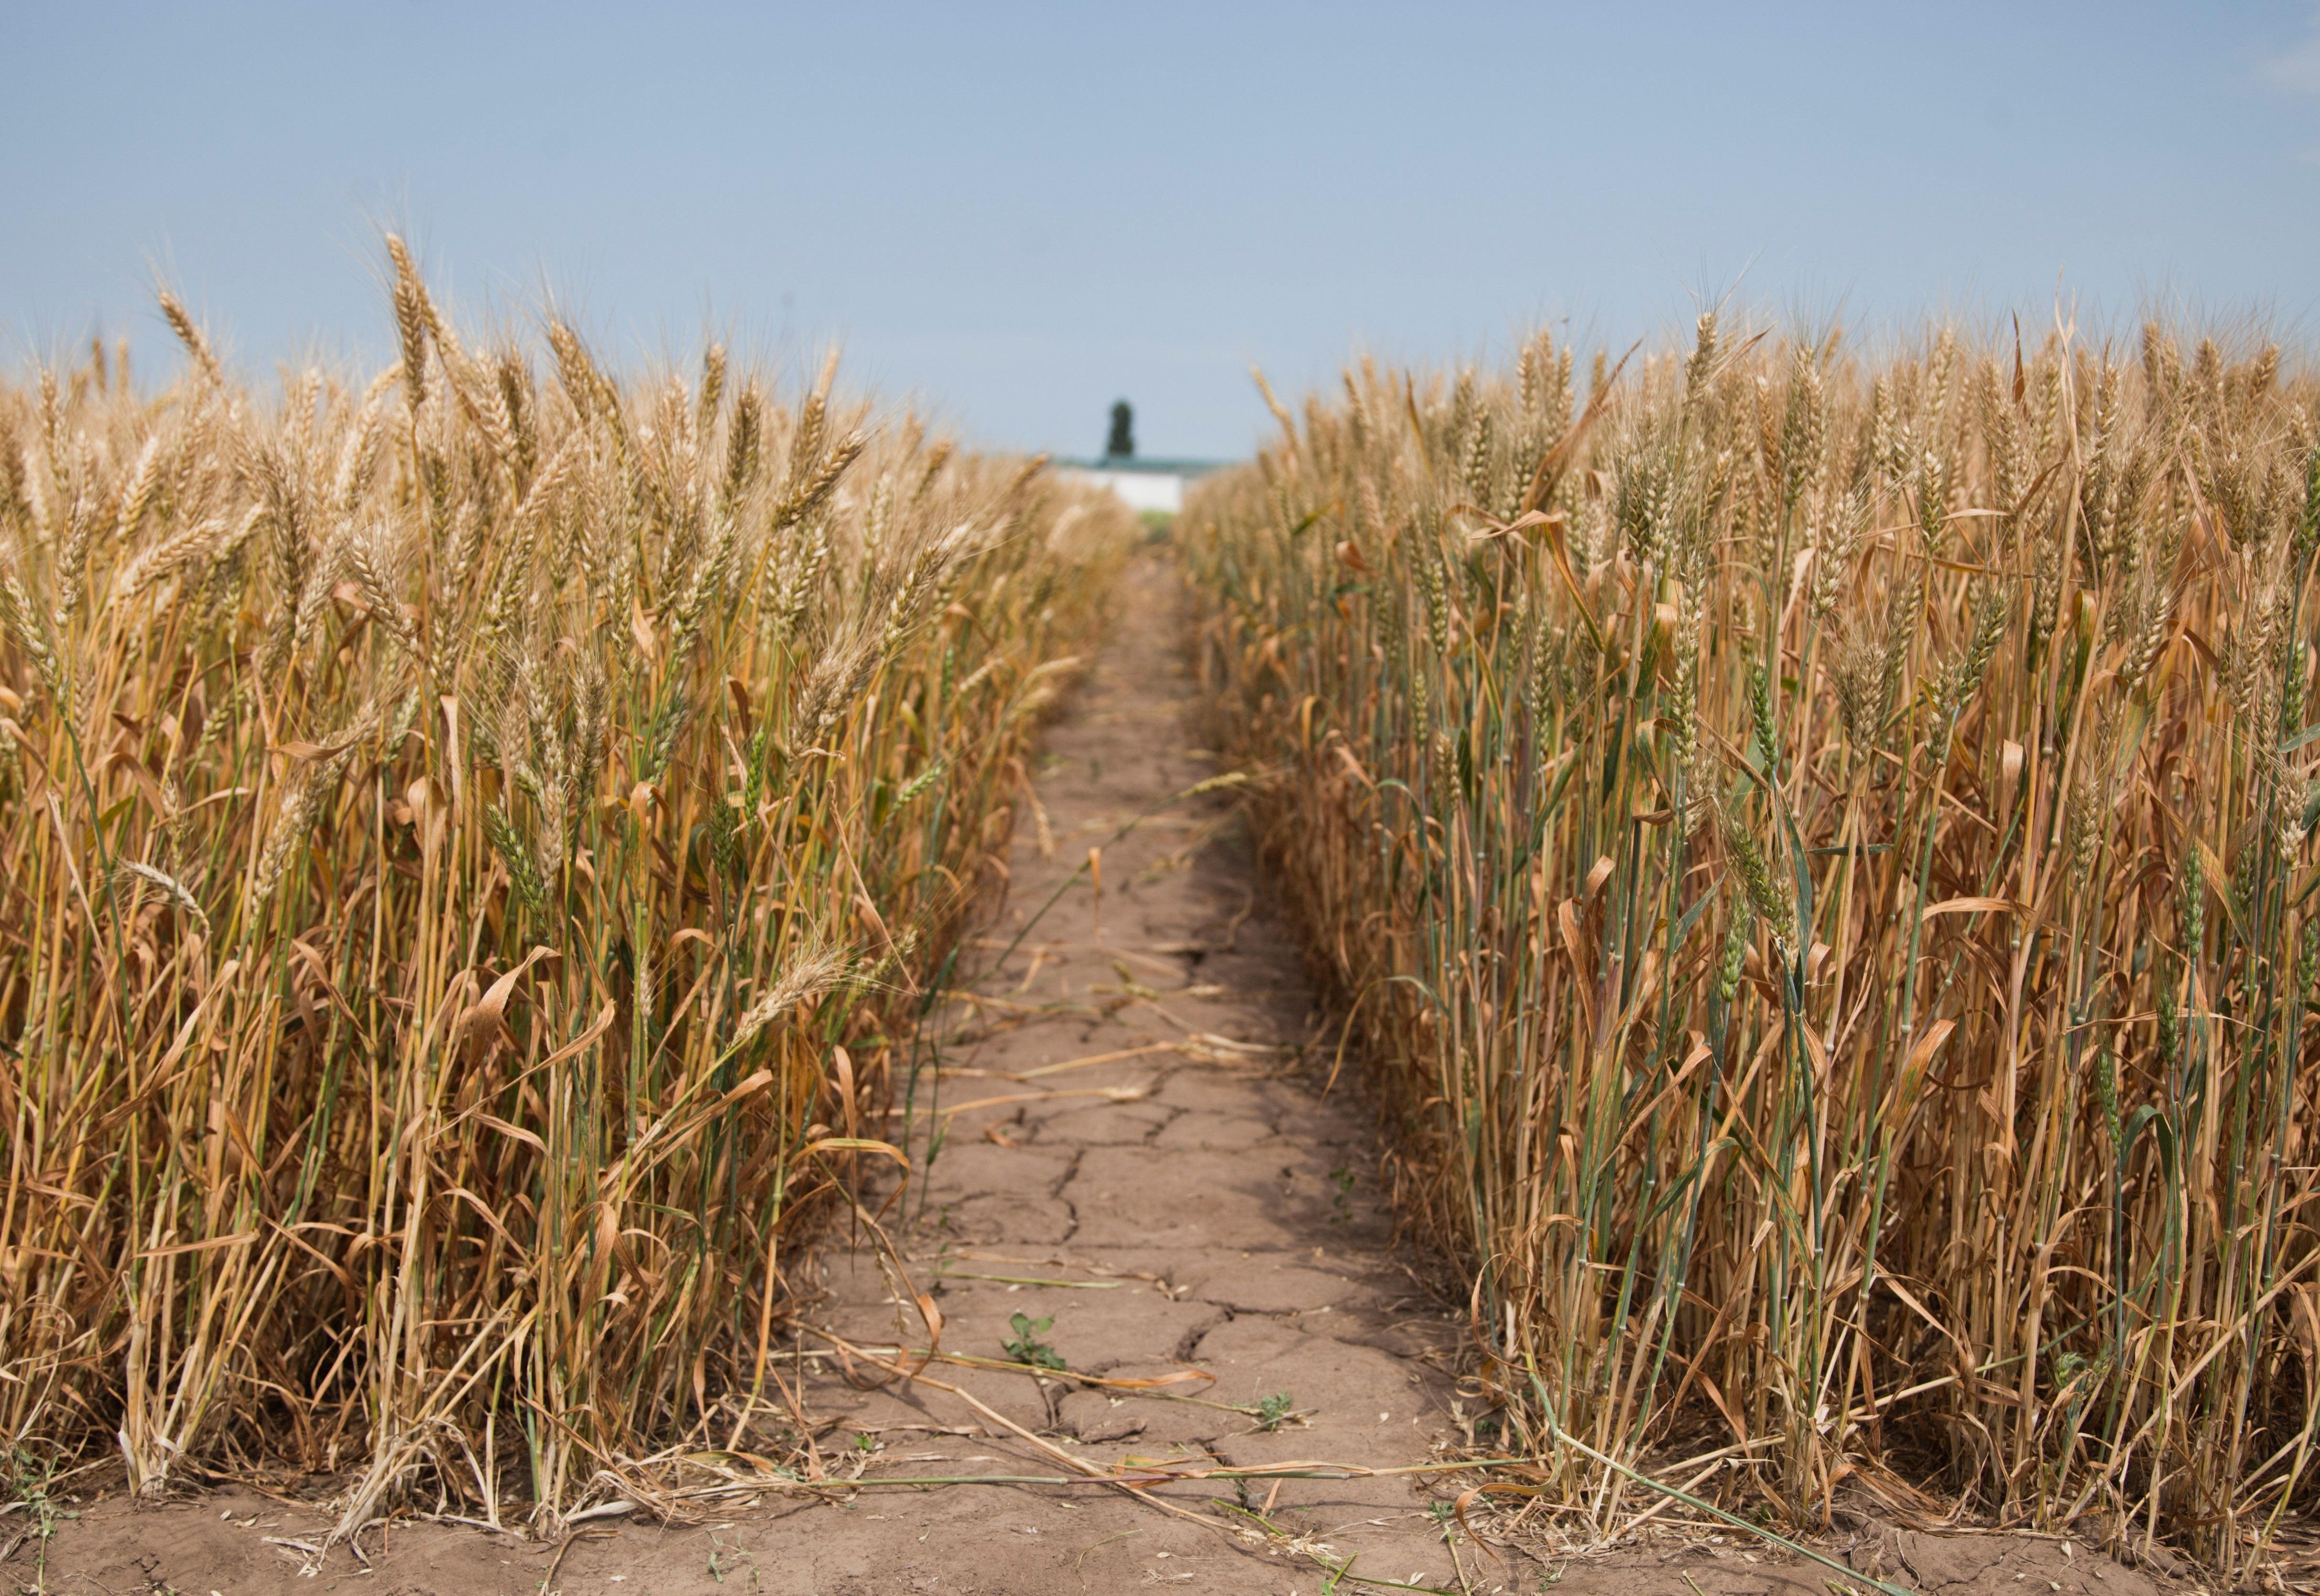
1184 316 2320 1568
0 241 1128 1533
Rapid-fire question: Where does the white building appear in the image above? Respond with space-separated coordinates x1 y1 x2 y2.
1055 455 1230 516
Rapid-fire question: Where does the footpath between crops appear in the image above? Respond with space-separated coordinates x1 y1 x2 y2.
34 551 2205 1596
706 546 1483 1591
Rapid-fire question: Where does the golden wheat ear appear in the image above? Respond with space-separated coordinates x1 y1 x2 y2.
0 251 1136 1525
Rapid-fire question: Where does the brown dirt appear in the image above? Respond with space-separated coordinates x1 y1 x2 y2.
21 552 2208 1596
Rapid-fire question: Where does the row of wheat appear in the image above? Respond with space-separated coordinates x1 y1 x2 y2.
1183 319 2319 1564
0 242 1128 1531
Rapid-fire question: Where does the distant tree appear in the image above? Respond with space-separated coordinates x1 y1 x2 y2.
1107 400 1134 459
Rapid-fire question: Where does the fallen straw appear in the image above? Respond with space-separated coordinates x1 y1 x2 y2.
803 1330 1214 1526
1526 1375 1919 1596
798 1449 1914 1596
782 1339 1919 1596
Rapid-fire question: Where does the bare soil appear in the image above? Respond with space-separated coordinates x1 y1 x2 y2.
20 553 2205 1596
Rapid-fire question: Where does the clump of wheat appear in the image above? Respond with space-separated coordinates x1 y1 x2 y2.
0 242 1129 1529
1185 319 2320 1567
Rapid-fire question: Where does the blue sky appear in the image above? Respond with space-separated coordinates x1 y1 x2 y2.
5 3 2318 459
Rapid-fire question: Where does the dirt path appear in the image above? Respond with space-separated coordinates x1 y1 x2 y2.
699 549 1478 1591
29 554 2196 1596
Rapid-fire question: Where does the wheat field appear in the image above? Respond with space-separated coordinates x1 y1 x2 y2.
1185 318 2320 1564
12 233 2320 1568
0 241 1129 1532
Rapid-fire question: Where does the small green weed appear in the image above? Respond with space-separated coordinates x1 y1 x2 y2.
706 1529 761 1587
1002 1311 1066 1370
2 1444 74 1587
1255 1390 1296 1430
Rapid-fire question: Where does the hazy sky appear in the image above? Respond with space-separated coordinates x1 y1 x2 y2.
5 3 2318 459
